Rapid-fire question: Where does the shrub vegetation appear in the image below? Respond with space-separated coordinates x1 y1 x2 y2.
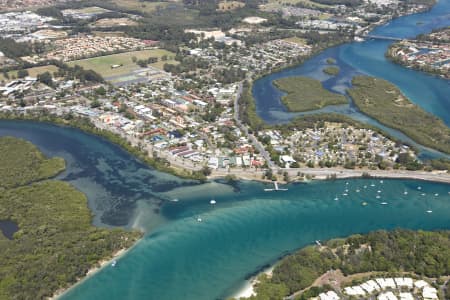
274 76 347 112
0 137 142 299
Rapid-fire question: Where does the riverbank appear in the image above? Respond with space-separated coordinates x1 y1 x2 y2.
233 229 450 300
0 136 142 299
232 265 275 299
210 167 450 184
1 113 448 186
348 75 450 154
49 245 138 300
385 27 450 80
4 119 450 300
0 113 208 181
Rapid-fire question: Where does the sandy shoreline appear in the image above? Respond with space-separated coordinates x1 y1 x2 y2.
48 244 138 300
232 266 275 299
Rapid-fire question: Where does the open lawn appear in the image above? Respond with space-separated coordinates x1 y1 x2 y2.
91 18 138 27
63 6 110 14
67 49 177 78
0 65 58 82
348 75 450 154
274 76 347 112
92 31 126 37
110 0 170 14
283 36 308 46
261 0 331 10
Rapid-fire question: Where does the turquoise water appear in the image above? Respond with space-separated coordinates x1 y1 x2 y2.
0 121 449 300
0 120 198 230
1 5 449 299
252 0 450 158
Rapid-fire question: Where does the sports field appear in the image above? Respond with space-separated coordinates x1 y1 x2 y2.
0 65 58 82
111 0 170 13
261 0 331 10
283 36 308 46
67 49 177 78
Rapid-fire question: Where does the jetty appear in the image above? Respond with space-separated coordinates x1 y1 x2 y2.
264 181 288 192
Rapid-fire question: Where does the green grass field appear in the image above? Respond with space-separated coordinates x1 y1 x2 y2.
283 36 308 46
110 0 170 13
63 6 110 14
0 65 58 82
67 49 177 78
261 0 331 10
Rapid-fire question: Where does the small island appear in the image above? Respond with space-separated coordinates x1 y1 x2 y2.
0 137 142 299
274 76 347 112
326 58 336 64
348 76 450 154
323 66 340 76
238 229 450 300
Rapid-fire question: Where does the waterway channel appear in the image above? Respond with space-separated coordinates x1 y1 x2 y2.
252 0 450 159
0 2 449 299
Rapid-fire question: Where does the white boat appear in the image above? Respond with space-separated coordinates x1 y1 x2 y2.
342 193 348 196
111 260 117 267
210 199 216 205
377 190 382 193
426 210 433 213
403 190 408 195
370 183 375 187
421 193 426 196
380 202 388 205
434 193 439 196
356 189 360 193
363 185 367 189
170 198 179 202
315 240 322 246
197 217 202 222
379 180 383 184
376 195 381 199
417 186 422 190
334 197 339 201
345 189 349 193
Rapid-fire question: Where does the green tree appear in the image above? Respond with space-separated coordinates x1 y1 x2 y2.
37 72 53 87
17 69 29 78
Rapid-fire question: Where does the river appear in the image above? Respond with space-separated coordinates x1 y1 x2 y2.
0 120 449 300
1 3 450 300
252 0 450 158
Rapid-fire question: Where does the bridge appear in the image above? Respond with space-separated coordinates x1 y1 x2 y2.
357 34 404 41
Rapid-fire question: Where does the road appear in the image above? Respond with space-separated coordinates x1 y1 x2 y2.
211 166 450 184
233 81 277 170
